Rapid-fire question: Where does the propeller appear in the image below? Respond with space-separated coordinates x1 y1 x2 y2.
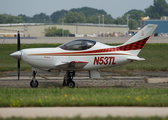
17 31 20 80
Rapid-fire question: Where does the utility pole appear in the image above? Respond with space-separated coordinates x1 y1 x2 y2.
76 16 78 35
98 16 100 36
62 18 66 37
102 15 104 37
127 14 130 36
44 19 45 37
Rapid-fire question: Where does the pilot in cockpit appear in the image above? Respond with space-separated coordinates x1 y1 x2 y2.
81 41 87 50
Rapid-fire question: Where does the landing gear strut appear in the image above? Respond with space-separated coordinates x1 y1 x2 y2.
30 71 38 88
63 71 75 88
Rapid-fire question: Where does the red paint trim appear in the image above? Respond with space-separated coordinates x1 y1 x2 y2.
70 61 88 63
29 37 150 56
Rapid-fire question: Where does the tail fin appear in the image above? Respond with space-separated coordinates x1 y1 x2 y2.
118 24 157 55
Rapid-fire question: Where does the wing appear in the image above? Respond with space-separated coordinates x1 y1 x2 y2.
55 61 88 69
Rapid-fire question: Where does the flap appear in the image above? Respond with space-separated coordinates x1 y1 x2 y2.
55 61 88 68
127 56 145 61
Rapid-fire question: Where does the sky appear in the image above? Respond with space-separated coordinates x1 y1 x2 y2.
1 0 168 18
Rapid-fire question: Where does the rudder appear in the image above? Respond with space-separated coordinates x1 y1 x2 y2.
118 24 157 55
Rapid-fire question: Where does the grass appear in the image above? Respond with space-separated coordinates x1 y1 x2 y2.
0 87 168 107
1 43 168 72
0 116 168 120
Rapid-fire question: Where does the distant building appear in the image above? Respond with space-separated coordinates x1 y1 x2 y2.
0 23 127 37
143 20 168 34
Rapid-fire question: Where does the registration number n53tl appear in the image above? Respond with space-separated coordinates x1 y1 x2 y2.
93 56 116 65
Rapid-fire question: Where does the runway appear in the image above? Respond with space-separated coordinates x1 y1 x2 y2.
1 71 168 88
0 36 168 44
1 107 168 118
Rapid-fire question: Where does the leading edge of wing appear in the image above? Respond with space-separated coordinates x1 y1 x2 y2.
55 61 88 68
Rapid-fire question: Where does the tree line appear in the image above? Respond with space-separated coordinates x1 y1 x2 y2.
45 27 70 37
0 0 168 30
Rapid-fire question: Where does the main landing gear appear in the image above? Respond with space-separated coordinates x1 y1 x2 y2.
30 71 39 88
63 71 75 88
29 71 76 88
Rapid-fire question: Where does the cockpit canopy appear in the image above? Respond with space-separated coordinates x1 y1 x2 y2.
60 39 96 50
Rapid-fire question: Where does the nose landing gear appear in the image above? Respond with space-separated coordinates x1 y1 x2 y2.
30 71 38 88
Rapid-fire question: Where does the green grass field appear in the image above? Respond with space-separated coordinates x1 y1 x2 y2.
1 43 168 72
0 87 168 107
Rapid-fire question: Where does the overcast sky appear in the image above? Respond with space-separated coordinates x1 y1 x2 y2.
1 0 168 18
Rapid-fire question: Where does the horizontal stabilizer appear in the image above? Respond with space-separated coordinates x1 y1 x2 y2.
127 56 145 61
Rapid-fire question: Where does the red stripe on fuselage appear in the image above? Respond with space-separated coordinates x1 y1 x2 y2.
29 37 149 56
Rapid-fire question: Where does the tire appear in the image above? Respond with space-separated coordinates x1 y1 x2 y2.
68 81 75 88
30 80 39 88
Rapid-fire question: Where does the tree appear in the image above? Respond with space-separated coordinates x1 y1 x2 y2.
50 10 68 23
86 14 99 24
123 9 145 21
104 15 114 24
70 7 112 18
51 7 113 24
0 14 22 24
45 27 70 37
129 18 139 30
19 14 31 23
57 11 86 23
145 0 168 19
19 13 50 23
32 13 50 23
112 17 126 25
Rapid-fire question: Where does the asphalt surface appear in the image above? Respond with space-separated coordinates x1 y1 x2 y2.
1 107 168 118
1 71 168 88
1 36 168 44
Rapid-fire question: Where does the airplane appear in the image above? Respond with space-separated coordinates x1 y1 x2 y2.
10 24 157 88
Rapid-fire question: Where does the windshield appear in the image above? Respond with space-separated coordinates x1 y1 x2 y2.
60 39 96 50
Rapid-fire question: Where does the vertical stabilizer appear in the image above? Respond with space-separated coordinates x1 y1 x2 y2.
118 24 157 55
123 24 157 45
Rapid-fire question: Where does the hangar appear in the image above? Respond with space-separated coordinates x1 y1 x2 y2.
0 23 127 37
143 20 168 34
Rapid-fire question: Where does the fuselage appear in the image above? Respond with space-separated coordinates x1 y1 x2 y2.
19 41 133 71
9 24 158 88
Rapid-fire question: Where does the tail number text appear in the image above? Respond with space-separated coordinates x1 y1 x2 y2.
93 57 116 65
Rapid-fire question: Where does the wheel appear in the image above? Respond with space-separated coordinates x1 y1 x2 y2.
68 81 75 88
30 80 39 88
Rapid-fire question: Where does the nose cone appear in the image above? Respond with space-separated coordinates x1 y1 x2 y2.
10 51 22 60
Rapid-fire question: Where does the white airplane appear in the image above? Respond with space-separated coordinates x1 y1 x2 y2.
10 24 157 88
